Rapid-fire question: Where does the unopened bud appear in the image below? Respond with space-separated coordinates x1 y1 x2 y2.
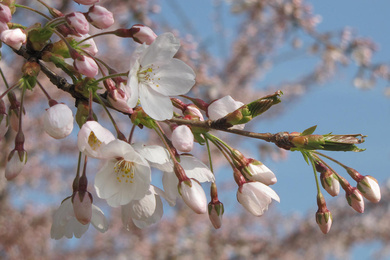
315 210 332 234
0 28 26 50
178 178 207 214
86 5 114 29
5 149 27 180
243 159 277 185
74 55 98 78
72 191 93 225
171 125 194 153
65 12 89 35
128 24 157 45
208 200 224 229
357 175 381 203
346 188 364 213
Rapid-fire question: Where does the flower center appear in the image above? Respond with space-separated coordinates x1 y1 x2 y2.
138 64 161 87
88 131 102 151
114 159 135 183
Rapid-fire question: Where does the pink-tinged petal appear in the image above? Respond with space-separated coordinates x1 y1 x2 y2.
126 61 140 108
172 125 194 153
179 179 207 214
43 103 74 139
91 205 109 233
132 143 173 172
101 139 137 160
139 84 173 120
147 59 195 96
162 171 179 206
94 160 121 199
140 33 180 67
180 155 215 183
73 191 92 225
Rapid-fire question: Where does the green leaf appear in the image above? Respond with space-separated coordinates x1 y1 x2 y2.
301 125 317 136
301 151 310 165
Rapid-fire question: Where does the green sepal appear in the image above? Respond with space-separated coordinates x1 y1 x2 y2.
27 25 53 51
193 133 205 145
301 125 317 136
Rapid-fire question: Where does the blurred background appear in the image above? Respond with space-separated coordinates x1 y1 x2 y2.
0 0 389 259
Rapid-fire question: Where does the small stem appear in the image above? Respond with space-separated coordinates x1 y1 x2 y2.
0 67 10 89
94 93 126 141
14 4 51 20
128 123 136 143
313 151 348 170
154 122 179 164
36 80 51 100
92 72 129 85
72 152 83 192
78 31 116 44
204 134 214 173
0 83 20 100
88 89 94 120
17 86 26 133
307 152 322 195
205 133 235 169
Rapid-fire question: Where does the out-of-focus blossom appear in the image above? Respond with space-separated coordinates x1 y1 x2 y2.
0 4 12 23
0 28 26 50
0 100 8 140
73 34 98 56
129 24 157 45
74 55 99 77
171 125 194 153
179 178 207 214
207 95 245 130
86 5 114 29
94 139 151 207
77 121 115 158
5 149 27 180
237 182 280 216
43 103 74 139
121 185 164 229
51 197 108 240
357 175 381 203
126 33 196 120
65 12 89 35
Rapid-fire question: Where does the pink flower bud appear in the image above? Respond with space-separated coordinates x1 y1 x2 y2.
244 159 277 185
65 12 90 35
320 172 340 197
74 0 99 5
73 34 98 56
130 24 157 45
184 104 204 121
86 5 114 29
172 125 194 153
357 175 381 203
73 191 93 225
0 28 26 50
179 179 207 214
346 188 364 213
5 149 27 180
43 103 74 139
0 21 9 33
208 201 224 229
74 55 98 77
107 83 133 114
0 4 12 23
315 210 332 234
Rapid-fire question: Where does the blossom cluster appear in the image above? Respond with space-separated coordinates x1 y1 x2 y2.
0 0 381 239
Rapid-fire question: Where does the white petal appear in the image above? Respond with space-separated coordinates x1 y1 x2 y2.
91 204 109 233
148 59 195 96
132 143 173 172
208 96 244 120
130 190 156 220
95 160 121 199
181 155 215 183
162 171 179 206
250 182 280 203
133 194 163 229
140 33 180 67
139 84 173 120
126 60 140 108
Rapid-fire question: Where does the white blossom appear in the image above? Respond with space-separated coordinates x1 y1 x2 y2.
126 33 196 120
